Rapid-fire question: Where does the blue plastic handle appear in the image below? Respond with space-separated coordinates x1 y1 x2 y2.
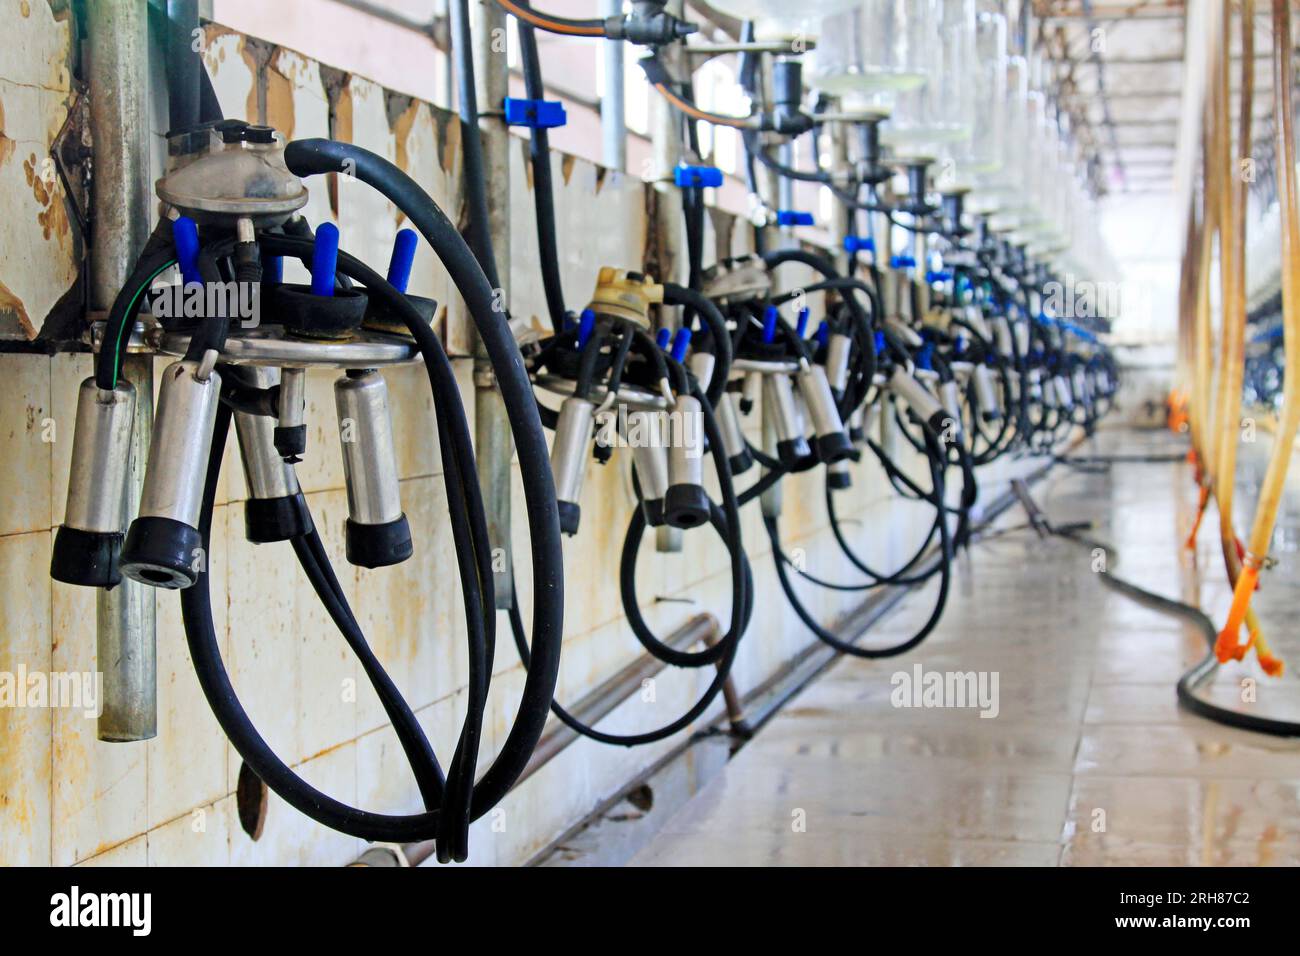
796 307 810 339
816 320 829 348
173 217 202 287
311 222 340 297
776 210 815 227
387 228 418 293
674 165 724 189
577 309 596 349
504 97 567 129
671 327 692 364
762 305 779 344
261 254 283 285
656 327 672 351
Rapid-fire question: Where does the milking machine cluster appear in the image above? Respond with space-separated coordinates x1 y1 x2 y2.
52 104 568 861
497 0 1117 732
47 0 1118 860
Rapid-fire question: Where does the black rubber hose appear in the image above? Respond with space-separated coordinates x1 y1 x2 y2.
199 65 223 124
514 382 752 746
181 246 234 363
662 282 732 405
184 409 448 842
1053 526 1300 737
604 322 636 394
760 249 879 417
746 150 768 256
180 149 562 854
770 276 877 304
282 139 563 824
949 316 1015 465
516 9 568 332
572 325 608 401
95 219 179 390
744 128 827 184
620 502 739 670
180 240 490 858
761 248 873 329
513 500 754 747
826 483 943 586
261 235 491 862
291 528 445 810
164 0 202 131
681 183 705 334
767 431 954 658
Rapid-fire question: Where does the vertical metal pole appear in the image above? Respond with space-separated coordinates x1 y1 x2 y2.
651 0 686 555
755 61 782 255
470 0 516 608
876 204 896 317
649 0 685 270
829 120 852 275
601 0 626 171
97 355 155 741
88 0 157 742
778 141 795 215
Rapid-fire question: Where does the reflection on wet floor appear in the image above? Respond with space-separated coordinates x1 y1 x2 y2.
632 427 1300 866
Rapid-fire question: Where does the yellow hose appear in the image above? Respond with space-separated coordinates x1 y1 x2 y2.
1172 214 1194 431
1193 210 1214 468
1211 0 1251 597
1216 0 1298 677
1185 68 1217 549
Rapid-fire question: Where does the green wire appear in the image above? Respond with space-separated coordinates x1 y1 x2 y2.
109 259 178 384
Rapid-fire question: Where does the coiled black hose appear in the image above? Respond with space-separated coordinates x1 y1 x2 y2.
204 140 563 851
662 282 732 405
767 429 955 658
760 249 879 417
827 475 943 586
511 379 753 746
273 226 494 853
500 3 752 747
180 239 492 860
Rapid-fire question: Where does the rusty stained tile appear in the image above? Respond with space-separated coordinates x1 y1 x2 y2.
200 26 256 122
0 531 53 866
0 0 75 341
0 97 14 168
0 278 33 339
264 47 304 141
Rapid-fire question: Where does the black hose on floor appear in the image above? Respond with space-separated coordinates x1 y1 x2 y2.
1053 525 1300 737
